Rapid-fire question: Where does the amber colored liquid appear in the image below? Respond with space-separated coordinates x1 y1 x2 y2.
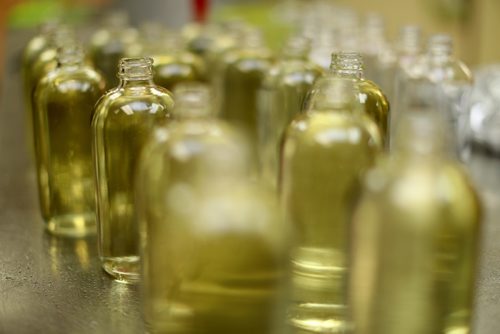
92 82 173 283
350 159 481 334
280 110 381 333
34 67 105 236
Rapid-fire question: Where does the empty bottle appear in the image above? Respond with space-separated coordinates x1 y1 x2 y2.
350 107 481 334
280 78 381 333
137 84 289 334
92 57 174 283
34 44 105 236
393 34 473 159
219 28 273 160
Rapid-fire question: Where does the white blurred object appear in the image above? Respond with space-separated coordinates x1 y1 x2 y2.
468 65 500 152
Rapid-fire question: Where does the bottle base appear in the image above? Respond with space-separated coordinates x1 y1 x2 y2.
287 303 351 333
101 256 140 284
45 213 96 238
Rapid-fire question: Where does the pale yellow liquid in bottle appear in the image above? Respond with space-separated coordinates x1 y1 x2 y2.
350 158 481 334
34 62 105 236
92 60 174 283
280 107 381 332
137 116 288 333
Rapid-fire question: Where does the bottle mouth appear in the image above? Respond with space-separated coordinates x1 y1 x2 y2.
57 44 85 65
118 57 154 80
427 34 453 56
330 52 364 76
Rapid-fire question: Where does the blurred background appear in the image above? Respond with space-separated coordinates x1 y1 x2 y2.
1 0 499 67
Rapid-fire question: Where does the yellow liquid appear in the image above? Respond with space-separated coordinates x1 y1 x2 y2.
280 110 381 333
152 53 206 91
350 159 481 334
34 66 105 237
357 79 390 148
92 82 173 283
259 59 323 186
219 49 273 150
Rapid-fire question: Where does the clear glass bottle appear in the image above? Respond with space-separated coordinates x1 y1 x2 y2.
393 34 473 159
330 52 390 147
89 12 139 88
219 28 274 160
137 84 289 334
377 25 422 107
361 13 387 82
349 110 481 334
279 78 382 333
259 36 323 187
34 44 106 237
22 20 59 109
147 34 206 92
92 57 174 283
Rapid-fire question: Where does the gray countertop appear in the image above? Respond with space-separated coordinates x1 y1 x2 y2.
1 29 499 334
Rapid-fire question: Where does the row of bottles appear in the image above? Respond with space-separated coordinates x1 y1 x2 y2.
21 7 481 334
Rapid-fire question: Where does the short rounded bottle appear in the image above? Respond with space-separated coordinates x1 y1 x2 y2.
92 57 174 283
280 78 382 333
137 84 289 334
349 111 481 334
34 45 105 236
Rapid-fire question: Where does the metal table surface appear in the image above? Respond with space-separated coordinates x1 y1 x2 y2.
1 30 500 334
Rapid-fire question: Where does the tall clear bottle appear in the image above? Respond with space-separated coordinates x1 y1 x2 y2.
377 25 422 107
92 57 174 283
219 28 273 160
89 12 139 88
280 78 382 333
259 36 323 187
137 84 289 334
349 110 481 334
393 34 473 158
330 52 390 146
34 45 105 236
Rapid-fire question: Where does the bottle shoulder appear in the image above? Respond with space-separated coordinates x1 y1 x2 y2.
93 85 174 117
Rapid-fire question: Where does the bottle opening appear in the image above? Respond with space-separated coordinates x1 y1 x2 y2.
118 57 154 80
330 52 364 78
173 83 212 117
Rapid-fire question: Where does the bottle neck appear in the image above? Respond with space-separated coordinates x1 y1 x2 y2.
398 25 422 55
282 37 311 61
118 57 155 87
57 45 85 70
330 52 364 79
427 34 453 63
173 83 212 119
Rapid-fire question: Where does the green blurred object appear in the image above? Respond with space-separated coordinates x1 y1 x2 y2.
8 0 93 28
212 2 292 50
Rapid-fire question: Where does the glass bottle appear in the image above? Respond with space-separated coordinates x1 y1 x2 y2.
393 34 473 159
137 84 289 334
22 20 59 110
349 110 481 334
25 25 75 117
361 13 387 82
34 45 106 237
259 36 323 187
89 12 139 88
92 57 174 283
279 78 382 333
218 28 274 161
148 34 206 92
330 52 390 147
377 25 422 107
